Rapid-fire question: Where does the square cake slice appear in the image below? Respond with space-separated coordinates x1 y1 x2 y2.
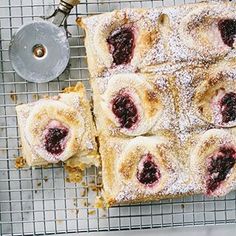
91 72 177 138
99 134 195 206
16 83 100 168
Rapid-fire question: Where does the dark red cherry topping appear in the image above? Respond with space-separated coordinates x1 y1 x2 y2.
137 154 161 185
218 19 236 47
112 91 138 129
206 147 236 194
44 127 68 155
107 27 135 65
220 92 236 123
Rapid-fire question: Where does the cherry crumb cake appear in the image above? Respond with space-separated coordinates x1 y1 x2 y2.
16 83 100 174
77 1 236 206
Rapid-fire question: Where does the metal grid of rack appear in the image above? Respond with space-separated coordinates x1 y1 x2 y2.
0 0 236 235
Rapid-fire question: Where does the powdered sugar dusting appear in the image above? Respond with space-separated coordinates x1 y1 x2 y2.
80 2 236 205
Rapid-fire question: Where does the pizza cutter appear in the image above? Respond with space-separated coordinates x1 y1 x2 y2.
9 0 80 83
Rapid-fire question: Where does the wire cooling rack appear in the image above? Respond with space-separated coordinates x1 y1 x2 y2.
0 0 236 235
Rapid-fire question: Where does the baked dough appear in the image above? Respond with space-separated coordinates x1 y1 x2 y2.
78 2 236 77
77 8 161 77
100 135 193 205
193 61 236 127
16 83 100 168
91 73 177 137
178 3 236 59
90 60 236 205
190 129 236 197
78 1 236 205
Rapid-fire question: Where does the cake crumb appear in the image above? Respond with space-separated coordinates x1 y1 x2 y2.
89 184 103 193
80 188 87 197
94 196 105 209
37 182 42 187
44 176 48 182
33 94 39 100
88 210 96 215
10 91 17 102
83 201 91 207
15 156 26 169
65 166 83 183
63 83 83 93
73 198 77 207
91 185 97 192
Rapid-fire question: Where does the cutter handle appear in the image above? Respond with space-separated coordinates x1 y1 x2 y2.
61 0 80 7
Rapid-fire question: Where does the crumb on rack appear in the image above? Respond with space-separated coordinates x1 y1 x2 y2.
94 196 105 209
80 188 87 197
88 210 96 215
65 165 83 183
83 201 91 207
10 91 17 102
44 176 48 182
15 156 26 169
73 198 77 207
63 83 84 93
37 182 42 187
89 184 103 193
33 94 39 100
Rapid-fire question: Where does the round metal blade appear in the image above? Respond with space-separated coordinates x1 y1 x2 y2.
9 21 70 83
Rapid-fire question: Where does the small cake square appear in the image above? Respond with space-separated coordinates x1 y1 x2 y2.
16 83 100 168
77 8 162 77
99 134 194 206
91 72 177 138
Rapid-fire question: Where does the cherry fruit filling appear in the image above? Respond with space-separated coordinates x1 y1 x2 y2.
137 154 161 185
220 92 236 123
112 92 138 129
218 19 236 47
206 147 236 194
44 127 69 155
107 27 135 65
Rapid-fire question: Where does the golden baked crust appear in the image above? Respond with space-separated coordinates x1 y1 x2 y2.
91 73 176 137
90 61 236 205
193 61 236 127
100 134 195 205
77 8 159 77
16 82 100 168
190 128 236 197
78 2 236 205
178 3 236 60
78 2 236 77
